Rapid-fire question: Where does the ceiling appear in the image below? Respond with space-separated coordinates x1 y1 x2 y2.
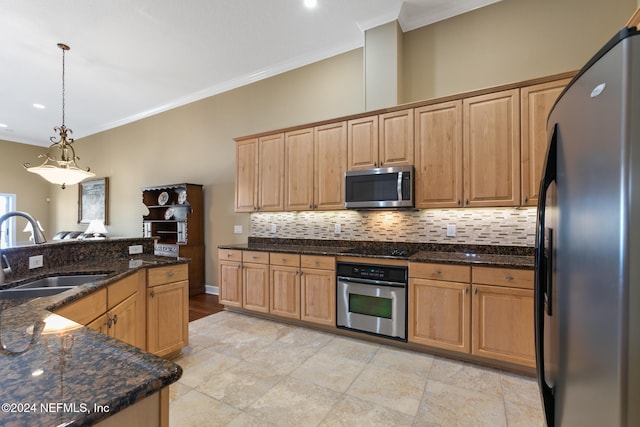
0 0 500 147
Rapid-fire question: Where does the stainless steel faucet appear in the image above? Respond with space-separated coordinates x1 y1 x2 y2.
0 211 47 284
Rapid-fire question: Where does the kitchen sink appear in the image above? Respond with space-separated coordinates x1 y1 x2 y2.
0 274 108 300
14 274 108 289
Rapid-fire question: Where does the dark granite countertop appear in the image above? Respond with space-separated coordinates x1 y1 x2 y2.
219 238 534 269
0 245 186 426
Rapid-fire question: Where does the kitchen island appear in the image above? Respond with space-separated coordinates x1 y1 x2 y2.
0 238 185 426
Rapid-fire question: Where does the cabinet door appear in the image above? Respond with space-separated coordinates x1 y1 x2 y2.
218 260 243 307
235 138 258 212
243 262 270 313
471 284 535 367
463 89 520 207
314 122 347 210
258 133 285 211
521 78 571 206
147 280 189 357
409 278 471 353
379 109 414 168
347 115 378 170
109 293 142 349
300 268 335 326
270 265 300 319
87 313 109 335
285 128 315 211
415 101 463 208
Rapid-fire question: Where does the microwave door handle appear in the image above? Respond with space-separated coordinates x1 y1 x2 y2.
397 171 403 200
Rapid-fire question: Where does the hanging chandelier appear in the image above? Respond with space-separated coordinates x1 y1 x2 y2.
24 43 94 189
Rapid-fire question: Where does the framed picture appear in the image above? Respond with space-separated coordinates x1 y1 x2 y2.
78 177 109 224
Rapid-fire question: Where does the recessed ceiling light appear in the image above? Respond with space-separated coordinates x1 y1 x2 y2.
304 0 317 9
33 103 45 109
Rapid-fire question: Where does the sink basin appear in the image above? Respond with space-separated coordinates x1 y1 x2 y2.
0 286 75 299
0 274 108 300
14 274 108 289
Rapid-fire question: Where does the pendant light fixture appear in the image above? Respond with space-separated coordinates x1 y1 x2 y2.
24 43 94 189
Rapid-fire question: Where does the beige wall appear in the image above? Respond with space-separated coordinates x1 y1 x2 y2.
2 0 635 287
0 140 52 242
403 0 636 101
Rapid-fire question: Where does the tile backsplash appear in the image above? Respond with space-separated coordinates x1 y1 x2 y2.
250 208 537 247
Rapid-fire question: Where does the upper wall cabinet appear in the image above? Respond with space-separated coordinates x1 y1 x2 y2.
520 78 571 206
284 128 315 211
314 122 347 210
415 101 463 208
347 115 378 170
284 123 347 211
463 89 521 207
235 139 258 212
347 109 413 170
235 134 285 212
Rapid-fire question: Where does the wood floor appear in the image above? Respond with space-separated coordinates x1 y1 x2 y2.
189 293 225 322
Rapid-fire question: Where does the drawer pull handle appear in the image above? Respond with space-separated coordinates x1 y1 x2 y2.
227 253 232 257
168 271 175 277
474 288 478 295
112 314 118 325
433 271 442 276
505 276 514 281
150 290 155 298
465 287 469 294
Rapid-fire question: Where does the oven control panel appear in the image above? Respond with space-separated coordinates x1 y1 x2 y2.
336 262 407 283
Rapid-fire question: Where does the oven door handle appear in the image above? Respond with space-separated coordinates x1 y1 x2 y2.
337 276 406 288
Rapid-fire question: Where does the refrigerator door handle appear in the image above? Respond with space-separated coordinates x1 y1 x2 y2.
535 123 557 426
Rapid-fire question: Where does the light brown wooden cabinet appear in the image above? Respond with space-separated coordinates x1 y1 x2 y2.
235 139 259 212
471 266 535 367
347 115 378 170
218 249 243 307
269 252 301 319
414 101 463 208
347 110 414 170
463 89 521 207
520 78 571 206
300 255 336 326
235 134 285 212
146 264 189 358
282 123 346 211
284 128 315 211
409 262 471 352
218 250 336 325
409 262 534 367
243 251 270 313
314 122 347 210
56 271 145 350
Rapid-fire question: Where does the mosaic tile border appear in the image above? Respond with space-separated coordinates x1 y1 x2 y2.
250 208 537 247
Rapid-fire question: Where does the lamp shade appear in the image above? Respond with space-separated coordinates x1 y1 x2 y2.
25 164 94 187
85 220 107 238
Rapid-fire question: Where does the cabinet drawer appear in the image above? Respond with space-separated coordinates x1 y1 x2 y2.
55 288 107 325
243 251 269 264
218 249 242 262
147 263 189 287
270 252 300 267
472 267 533 289
301 255 335 270
409 262 470 282
108 273 140 309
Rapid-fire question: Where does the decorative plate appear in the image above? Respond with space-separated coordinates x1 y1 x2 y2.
158 191 169 206
164 207 174 220
177 190 187 205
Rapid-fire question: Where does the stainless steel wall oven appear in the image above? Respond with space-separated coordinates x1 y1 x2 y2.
336 262 407 341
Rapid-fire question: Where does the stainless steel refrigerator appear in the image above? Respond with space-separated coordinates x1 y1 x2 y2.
535 27 640 427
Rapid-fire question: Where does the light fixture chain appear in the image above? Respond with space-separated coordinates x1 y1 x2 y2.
61 45 65 127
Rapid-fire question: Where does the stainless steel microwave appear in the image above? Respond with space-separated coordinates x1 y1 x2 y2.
344 166 414 209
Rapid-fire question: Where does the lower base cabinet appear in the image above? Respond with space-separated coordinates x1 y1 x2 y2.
218 251 336 326
95 387 169 427
300 255 335 326
146 264 189 358
409 263 535 368
55 271 146 349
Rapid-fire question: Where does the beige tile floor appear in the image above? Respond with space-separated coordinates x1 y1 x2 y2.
170 311 544 426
